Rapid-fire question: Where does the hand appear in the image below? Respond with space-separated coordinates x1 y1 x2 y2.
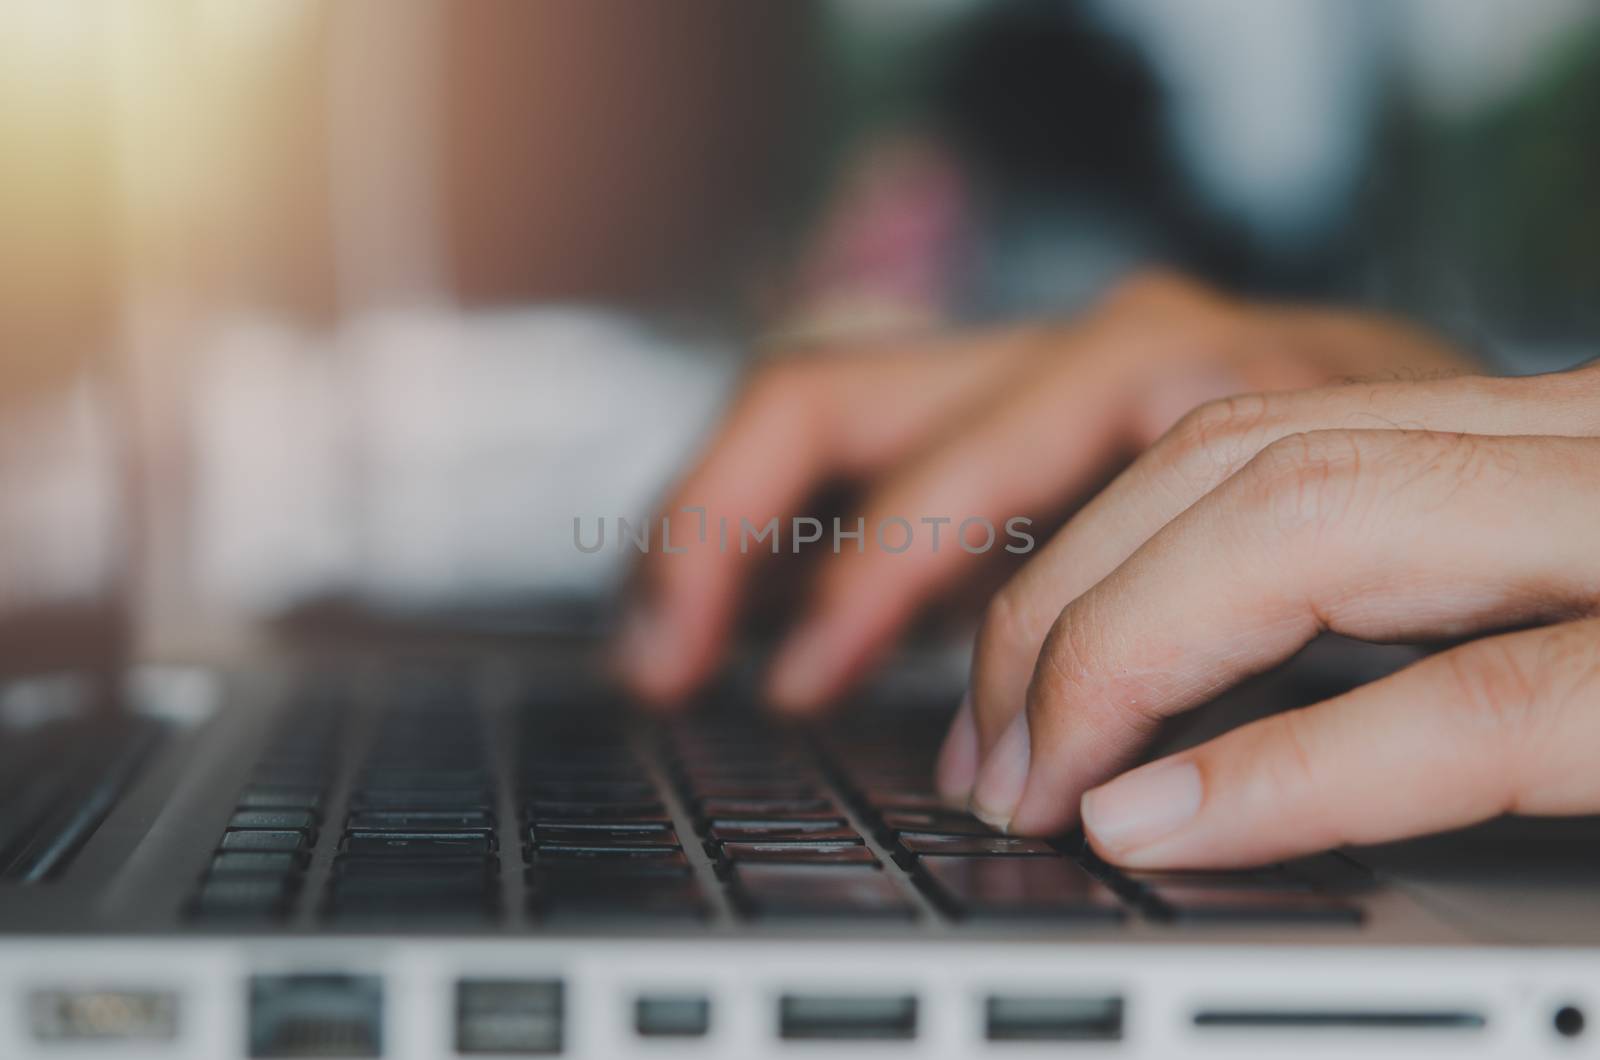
617 272 1466 711
946 361 1600 868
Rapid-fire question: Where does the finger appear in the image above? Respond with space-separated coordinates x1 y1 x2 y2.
1082 618 1600 868
966 367 1600 794
764 344 1135 713
976 429 1600 834
619 334 1031 705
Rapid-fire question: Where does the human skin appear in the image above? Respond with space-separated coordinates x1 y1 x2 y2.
617 274 1600 868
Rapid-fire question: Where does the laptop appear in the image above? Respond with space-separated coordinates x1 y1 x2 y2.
1 623 1597 1059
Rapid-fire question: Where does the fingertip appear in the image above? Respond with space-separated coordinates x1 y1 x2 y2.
1078 758 1202 864
935 693 978 804
969 710 1030 833
764 620 847 715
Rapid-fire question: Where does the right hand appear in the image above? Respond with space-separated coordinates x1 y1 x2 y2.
615 272 1468 714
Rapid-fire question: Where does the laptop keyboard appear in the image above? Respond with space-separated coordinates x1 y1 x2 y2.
185 673 1366 930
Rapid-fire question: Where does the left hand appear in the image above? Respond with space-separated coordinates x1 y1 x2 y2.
942 361 1600 868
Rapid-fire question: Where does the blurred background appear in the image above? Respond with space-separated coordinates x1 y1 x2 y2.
1 0 1597 667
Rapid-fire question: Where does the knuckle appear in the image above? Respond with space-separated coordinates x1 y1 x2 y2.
1443 637 1541 745
1159 391 1280 489
1236 429 1367 538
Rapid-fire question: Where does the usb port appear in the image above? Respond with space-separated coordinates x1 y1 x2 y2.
29 988 179 1043
986 994 1124 1042
456 979 563 1054
779 994 917 1040
248 974 383 1058
635 994 711 1037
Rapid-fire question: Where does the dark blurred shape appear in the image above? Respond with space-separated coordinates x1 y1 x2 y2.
442 0 823 313
932 1 1172 201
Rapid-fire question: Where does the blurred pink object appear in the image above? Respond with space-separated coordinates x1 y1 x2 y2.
774 135 972 343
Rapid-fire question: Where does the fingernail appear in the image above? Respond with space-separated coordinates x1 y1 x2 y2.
1081 759 1202 854
969 711 1030 832
766 622 836 711
935 694 978 803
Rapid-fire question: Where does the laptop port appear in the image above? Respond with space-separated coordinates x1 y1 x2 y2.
1554 1004 1585 1039
985 994 1124 1042
779 994 917 1040
456 979 563 1054
635 994 710 1037
248 974 382 1058
29 987 179 1043
1193 1008 1486 1032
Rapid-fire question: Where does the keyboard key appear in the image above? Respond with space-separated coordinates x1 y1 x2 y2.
334 856 496 885
346 810 495 833
237 786 323 811
531 853 691 878
350 788 492 811
532 843 684 860
696 798 836 819
343 832 494 857
209 851 307 875
188 876 297 918
732 865 915 920
219 830 307 854
721 842 875 866
862 789 945 812
919 857 1125 922
708 824 860 844
897 834 1059 858
532 878 708 921
688 782 820 800
524 781 658 802
530 825 679 847
1143 885 1363 924
227 810 317 834
526 801 666 821
361 768 489 790
878 810 995 837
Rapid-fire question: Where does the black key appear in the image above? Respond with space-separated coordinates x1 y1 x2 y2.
219 830 306 854
227 810 317 834
360 768 488 790
343 832 494 857
325 890 495 921
688 782 820 800
237 786 323 811
209 851 307 875
898 834 1058 858
524 781 658 802
1119 869 1312 891
329 875 494 907
722 842 875 866
250 764 327 788
862 789 945 811
696 798 835 819
878 810 995 837
1143 886 1363 924
532 843 683 860
346 810 495 832
188 876 296 918
530 817 672 833
709 824 860 844
531 826 679 847
526 801 666 821
919 857 1125 921
532 878 707 921
732 865 914 920
334 856 495 885
531 853 691 878
350 788 492 811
